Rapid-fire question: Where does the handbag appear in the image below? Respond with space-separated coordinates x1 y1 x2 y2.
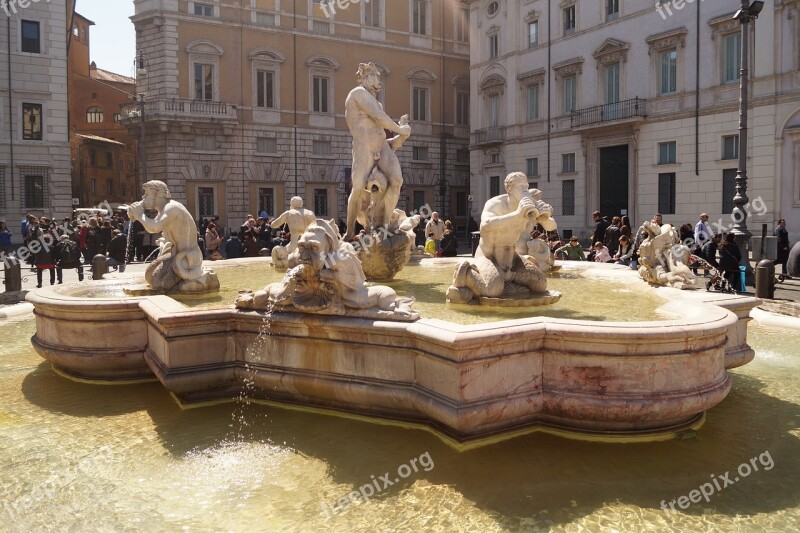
210 249 223 261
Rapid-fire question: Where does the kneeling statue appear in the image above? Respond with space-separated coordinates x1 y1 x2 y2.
236 219 418 321
447 172 561 307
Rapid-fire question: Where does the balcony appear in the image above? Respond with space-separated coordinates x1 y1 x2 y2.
570 97 647 129
472 126 506 147
119 98 238 126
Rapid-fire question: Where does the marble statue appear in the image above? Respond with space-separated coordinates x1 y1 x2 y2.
344 62 411 240
236 218 418 321
637 221 699 289
446 172 561 306
126 180 219 294
270 196 316 269
524 235 556 273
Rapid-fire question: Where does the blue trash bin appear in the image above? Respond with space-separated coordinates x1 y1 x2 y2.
738 265 747 292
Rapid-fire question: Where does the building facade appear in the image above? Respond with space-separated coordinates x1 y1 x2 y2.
68 13 139 208
0 0 73 237
128 0 471 233
470 0 800 242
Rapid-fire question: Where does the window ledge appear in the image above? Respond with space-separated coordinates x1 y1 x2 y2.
654 163 680 168
189 150 221 155
558 171 578 177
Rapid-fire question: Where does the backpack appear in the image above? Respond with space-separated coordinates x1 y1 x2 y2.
60 240 79 264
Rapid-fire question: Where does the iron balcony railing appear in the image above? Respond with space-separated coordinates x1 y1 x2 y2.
120 98 238 123
473 126 506 145
570 97 646 128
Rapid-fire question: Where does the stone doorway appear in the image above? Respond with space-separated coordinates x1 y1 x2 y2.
599 144 629 218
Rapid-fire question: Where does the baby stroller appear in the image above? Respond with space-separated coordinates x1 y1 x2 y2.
689 255 735 293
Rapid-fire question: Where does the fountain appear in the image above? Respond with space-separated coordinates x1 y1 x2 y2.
637 221 699 289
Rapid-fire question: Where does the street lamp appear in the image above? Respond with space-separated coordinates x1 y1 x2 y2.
134 50 148 191
730 1 764 280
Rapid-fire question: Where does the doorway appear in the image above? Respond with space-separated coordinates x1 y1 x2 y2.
599 145 628 218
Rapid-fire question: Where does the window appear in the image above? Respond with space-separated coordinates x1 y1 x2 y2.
562 153 575 173
563 6 576 36
455 5 469 42
658 141 676 165
562 180 575 216
489 176 500 198
106 151 114 169
194 64 214 101
0 167 5 209
412 87 428 121
256 12 276 26
312 21 330 34
722 135 739 160
659 50 677 95
256 70 275 108
314 188 329 216
723 33 741 84
312 140 331 156
489 34 499 59
89 149 97 166
112 113 121 123
456 92 469 126
526 158 539 177
22 103 42 140
413 147 428 161
658 173 676 214
86 107 103 123
258 187 275 217
456 148 469 163
413 0 428 35
90 178 97 195
490 153 500 164
488 94 499 127
198 187 215 218
256 137 277 153
365 0 381 27
487 1 499 16
107 178 114 195
722 169 737 214
313 76 330 113
563 75 576 114
527 85 539 121
606 0 619 21
528 21 538 47
194 3 214 16
24 175 44 208
412 190 426 212
21 20 40 54
194 135 217 151
605 63 619 104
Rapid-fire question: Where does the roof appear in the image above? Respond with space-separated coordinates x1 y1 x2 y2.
75 133 125 146
90 68 135 85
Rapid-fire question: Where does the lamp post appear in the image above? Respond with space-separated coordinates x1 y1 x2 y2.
134 50 148 191
730 0 764 278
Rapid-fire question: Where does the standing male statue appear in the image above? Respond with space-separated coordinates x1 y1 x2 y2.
126 180 219 293
344 62 412 240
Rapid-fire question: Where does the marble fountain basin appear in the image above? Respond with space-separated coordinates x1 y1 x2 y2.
26 261 759 445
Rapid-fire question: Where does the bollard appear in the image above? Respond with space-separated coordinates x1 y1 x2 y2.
471 232 480 257
4 258 22 292
92 254 109 280
755 259 775 299
259 248 271 257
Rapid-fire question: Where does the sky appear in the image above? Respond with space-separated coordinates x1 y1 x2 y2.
76 0 136 77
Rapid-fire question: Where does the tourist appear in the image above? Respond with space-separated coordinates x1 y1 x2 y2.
106 229 128 272
33 223 57 288
84 217 101 264
587 211 608 262
719 233 742 290
603 216 621 256
53 234 83 282
699 233 722 271
205 222 224 260
0 221 12 255
425 212 445 252
555 237 586 261
619 215 632 240
258 218 273 250
99 220 113 255
225 231 243 259
592 241 612 263
694 213 711 246
775 219 790 277
440 226 459 257
242 229 261 257
613 235 634 266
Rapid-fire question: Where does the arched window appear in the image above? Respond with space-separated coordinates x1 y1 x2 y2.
86 106 103 123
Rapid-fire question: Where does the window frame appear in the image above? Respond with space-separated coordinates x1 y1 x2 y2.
526 157 539 178
86 106 104 124
658 49 678 96
20 19 41 54
412 86 429 122
657 141 677 165
722 32 741 85
22 102 43 141
722 134 739 160
412 0 430 36
562 179 575 216
528 20 538 48
24 174 45 209
561 153 576 174
563 5 576 36
658 172 676 215
312 75 331 114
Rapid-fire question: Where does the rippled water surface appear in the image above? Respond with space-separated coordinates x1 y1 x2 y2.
2 279 800 531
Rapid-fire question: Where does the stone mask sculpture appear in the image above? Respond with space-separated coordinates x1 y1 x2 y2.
236 218 418 321
126 180 219 294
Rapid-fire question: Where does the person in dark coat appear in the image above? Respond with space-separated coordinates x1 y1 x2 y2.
699 233 722 271
106 230 128 272
440 228 459 257
33 224 57 287
242 229 261 257
603 216 621 256
225 231 243 259
588 211 609 261
54 234 84 282
718 233 742 290
775 219 790 277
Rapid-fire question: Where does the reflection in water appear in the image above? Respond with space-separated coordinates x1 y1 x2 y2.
2 316 800 530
